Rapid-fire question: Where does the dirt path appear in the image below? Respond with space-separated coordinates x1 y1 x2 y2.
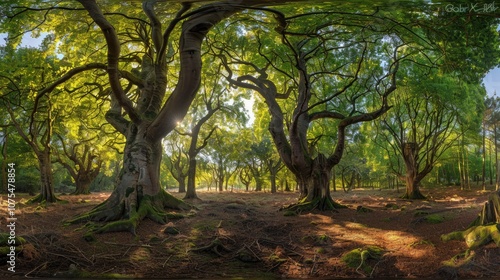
1 186 499 278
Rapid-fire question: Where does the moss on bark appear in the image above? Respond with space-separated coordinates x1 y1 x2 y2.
65 190 191 235
442 191 500 250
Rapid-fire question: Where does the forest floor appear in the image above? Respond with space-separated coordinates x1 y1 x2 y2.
1 185 500 279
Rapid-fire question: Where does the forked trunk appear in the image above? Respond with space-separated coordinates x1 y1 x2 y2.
402 142 426 199
30 150 58 203
284 155 344 212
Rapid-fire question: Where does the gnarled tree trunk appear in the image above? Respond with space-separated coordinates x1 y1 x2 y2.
73 177 92 195
289 154 345 211
401 142 426 199
72 131 190 234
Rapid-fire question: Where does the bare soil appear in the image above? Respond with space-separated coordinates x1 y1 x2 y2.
1 186 500 279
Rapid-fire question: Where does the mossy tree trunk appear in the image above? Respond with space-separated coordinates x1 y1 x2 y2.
470 190 500 227
68 130 190 234
442 191 500 250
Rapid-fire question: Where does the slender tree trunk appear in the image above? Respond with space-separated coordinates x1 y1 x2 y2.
483 123 486 190
184 158 198 199
489 138 493 185
270 174 277 193
458 147 464 190
465 148 471 189
495 124 499 191
1 131 7 193
284 180 291 192
218 172 224 192
254 177 263 191
177 177 186 193
332 166 336 192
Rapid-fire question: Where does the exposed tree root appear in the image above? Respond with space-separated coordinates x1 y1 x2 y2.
190 238 231 257
469 190 500 227
64 190 192 235
27 194 64 204
281 196 346 214
401 191 426 200
442 191 500 249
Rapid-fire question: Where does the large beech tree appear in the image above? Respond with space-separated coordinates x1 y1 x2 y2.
68 1 257 233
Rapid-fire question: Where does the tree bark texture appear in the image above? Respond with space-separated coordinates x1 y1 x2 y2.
401 142 426 199
470 190 500 227
30 150 58 203
185 158 198 199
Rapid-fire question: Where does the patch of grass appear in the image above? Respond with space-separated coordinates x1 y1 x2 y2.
425 214 445 224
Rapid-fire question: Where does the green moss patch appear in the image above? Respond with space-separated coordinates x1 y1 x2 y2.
442 224 500 249
425 214 446 224
341 245 385 274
